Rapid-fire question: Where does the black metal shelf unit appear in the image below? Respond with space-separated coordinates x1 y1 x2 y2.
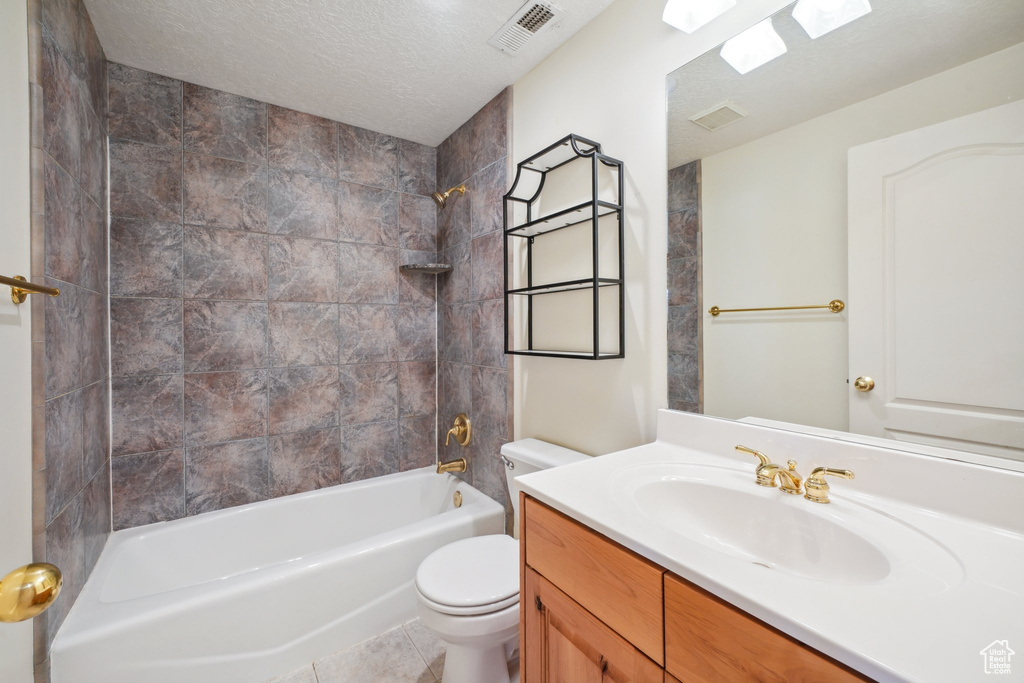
503 134 625 360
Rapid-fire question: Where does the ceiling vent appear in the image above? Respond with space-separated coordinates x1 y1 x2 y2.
688 101 749 131
488 2 562 55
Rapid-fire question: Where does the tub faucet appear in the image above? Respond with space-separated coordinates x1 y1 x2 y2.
437 458 468 474
437 414 471 474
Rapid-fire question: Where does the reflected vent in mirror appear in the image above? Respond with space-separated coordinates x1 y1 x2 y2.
489 2 561 55
688 101 749 131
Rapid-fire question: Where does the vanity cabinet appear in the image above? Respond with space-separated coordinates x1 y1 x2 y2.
520 495 871 683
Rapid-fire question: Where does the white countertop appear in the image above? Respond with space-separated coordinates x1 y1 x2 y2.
516 410 1024 683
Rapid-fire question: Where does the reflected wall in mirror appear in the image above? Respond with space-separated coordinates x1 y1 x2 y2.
666 0 1024 462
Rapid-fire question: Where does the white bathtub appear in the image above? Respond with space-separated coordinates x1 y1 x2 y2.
51 468 505 683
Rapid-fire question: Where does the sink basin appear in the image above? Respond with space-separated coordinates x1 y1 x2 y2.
615 463 963 588
635 474 889 584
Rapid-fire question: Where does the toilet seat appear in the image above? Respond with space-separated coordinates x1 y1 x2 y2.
416 535 520 616
416 588 520 616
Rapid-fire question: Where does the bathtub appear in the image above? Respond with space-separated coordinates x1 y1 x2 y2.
51 468 505 683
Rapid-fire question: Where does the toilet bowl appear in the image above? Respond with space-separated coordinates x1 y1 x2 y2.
415 535 520 683
415 439 588 683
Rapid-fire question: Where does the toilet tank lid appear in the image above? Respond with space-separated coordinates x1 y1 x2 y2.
500 438 589 469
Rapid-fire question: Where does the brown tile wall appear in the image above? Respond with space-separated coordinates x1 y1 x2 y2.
28 0 110 672
435 89 514 512
667 161 702 413
107 64 440 530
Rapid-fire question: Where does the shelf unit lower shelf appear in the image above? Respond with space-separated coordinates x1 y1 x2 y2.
506 349 624 360
508 278 621 296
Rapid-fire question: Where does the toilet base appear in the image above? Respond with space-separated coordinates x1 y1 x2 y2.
415 593 520 683
442 641 517 683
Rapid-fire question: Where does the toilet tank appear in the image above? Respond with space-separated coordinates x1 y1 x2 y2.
501 439 589 536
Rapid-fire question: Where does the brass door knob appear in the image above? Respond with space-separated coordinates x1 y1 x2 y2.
0 563 62 623
853 376 875 392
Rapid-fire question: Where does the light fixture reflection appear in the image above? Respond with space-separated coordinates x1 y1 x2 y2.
793 0 872 39
720 18 787 75
662 0 736 34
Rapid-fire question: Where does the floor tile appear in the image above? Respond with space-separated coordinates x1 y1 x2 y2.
404 618 446 681
264 664 318 683
314 625 436 683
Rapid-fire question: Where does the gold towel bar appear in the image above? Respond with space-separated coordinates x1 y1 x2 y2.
1 275 60 304
709 299 845 317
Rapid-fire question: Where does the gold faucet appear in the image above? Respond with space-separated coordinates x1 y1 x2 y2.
770 460 804 495
804 467 855 504
735 445 780 487
735 446 803 494
437 458 467 474
445 413 472 447
437 414 471 474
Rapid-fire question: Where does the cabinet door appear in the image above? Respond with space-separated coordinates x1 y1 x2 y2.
524 567 663 683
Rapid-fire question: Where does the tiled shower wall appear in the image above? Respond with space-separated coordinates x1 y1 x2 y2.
28 0 111 669
667 161 702 413
106 64 440 529
436 89 514 510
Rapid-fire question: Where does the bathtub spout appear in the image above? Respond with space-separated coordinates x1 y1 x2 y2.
437 458 468 474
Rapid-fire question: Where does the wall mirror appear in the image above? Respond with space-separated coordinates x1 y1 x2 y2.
665 0 1024 464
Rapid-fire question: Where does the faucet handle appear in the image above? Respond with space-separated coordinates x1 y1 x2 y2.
735 445 770 466
735 445 776 487
444 413 472 447
804 467 855 504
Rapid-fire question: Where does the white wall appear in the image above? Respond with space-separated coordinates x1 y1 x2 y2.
701 41 1024 430
0 0 35 677
511 0 791 455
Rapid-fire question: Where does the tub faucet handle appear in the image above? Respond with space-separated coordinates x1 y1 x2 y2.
445 413 472 447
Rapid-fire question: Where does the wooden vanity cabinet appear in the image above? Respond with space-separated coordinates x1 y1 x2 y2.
520 495 872 683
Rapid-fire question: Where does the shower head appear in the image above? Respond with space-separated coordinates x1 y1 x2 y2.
432 184 467 209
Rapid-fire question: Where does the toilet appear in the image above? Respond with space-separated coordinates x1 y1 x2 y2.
414 439 588 683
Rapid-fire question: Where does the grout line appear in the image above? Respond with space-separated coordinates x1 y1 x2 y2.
402 621 440 683
179 78 186 519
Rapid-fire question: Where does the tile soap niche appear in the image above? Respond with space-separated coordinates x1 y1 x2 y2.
504 134 624 359
399 263 453 274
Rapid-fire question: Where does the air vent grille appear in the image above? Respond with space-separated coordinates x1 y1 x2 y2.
489 2 562 55
688 101 749 131
518 5 555 32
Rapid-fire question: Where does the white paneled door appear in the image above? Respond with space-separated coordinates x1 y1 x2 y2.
848 99 1024 458
0 0 35 680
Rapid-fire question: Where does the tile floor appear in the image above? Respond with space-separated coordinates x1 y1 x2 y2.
265 619 446 683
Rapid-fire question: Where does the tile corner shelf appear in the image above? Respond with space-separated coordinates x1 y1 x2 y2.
399 263 453 274
503 134 625 360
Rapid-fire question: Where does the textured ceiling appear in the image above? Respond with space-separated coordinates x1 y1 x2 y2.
84 0 615 146
667 0 1024 168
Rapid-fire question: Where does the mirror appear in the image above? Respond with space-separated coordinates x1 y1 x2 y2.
665 0 1024 463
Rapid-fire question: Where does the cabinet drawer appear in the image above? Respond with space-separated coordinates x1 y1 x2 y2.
664 573 869 682
524 497 665 664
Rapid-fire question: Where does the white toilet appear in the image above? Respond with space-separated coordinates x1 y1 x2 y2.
415 439 588 683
